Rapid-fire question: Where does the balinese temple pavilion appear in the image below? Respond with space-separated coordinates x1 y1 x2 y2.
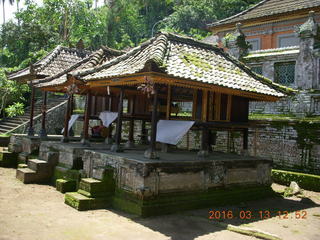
11 32 292 215
34 32 288 157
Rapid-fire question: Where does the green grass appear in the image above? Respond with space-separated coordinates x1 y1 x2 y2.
272 169 320 192
249 113 320 123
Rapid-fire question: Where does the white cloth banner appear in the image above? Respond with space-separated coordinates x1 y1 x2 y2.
99 111 118 128
156 120 195 145
61 114 80 134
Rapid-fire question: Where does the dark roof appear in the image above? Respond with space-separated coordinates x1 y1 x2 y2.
74 32 289 98
34 46 125 88
208 0 320 28
8 46 91 82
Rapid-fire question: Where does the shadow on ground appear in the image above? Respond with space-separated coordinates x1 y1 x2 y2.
113 195 320 240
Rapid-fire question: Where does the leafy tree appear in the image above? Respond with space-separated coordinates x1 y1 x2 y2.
0 68 29 118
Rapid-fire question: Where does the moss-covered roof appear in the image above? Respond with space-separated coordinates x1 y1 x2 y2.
208 0 320 29
74 32 291 98
8 46 91 82
34 46 125 88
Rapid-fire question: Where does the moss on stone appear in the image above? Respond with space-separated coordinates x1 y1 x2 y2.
113 185 275 217
180 52 213 72
272 169 320 192
56 179 77 193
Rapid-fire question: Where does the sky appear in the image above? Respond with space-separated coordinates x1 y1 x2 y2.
0 0 104 25
0 0 42 25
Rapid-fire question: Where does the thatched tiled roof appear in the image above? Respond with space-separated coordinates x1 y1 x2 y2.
208 0 320 28
34 46 125 88
74 32 289 98
8 46 91 82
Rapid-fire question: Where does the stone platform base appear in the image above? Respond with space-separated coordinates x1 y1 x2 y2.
113 185 276 217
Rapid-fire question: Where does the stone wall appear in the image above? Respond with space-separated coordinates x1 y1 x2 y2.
212 121 320 174
12 101 67 135
249 91 320 117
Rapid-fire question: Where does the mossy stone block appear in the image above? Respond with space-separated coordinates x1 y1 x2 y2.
64 192 111 211
78 178 110 197
65 192 93 211
56 179 77 193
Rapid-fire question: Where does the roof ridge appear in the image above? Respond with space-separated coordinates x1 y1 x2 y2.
208 0 268 28
74 34 161 79
219 49 295 95
33 53 93 86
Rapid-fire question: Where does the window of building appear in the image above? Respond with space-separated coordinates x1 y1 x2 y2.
251 65 263 75
247 38 261 51
278 34 299 48
274 62 295 85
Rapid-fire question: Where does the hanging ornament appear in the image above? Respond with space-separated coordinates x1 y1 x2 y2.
137 76 155 98
66 83 79 96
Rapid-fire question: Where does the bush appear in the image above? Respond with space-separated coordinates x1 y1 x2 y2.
5 102 25 117
272 169 320 192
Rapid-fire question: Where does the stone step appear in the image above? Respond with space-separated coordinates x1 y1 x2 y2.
28 159 50 172
64 192 111 211
16 168 37 183
78 178 109 198
18 152 30 164
18 163 28 168
16 167 51 184
0 122 20 127
56 179 77 193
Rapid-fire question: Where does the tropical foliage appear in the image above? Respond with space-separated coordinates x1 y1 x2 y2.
0 0 260 117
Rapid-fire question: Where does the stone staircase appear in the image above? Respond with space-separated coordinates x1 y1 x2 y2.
65 176 114 211
16 159 53 183
0 97 67 134
16 151 59 184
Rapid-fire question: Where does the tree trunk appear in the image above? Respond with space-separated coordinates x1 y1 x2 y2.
2 1 5 24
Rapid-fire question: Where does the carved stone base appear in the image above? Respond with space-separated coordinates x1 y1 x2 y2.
39 129 47 139
105 137 113 145
61 136 69 143
81 138 91 146
161 143 168 153
144 148 159 159
197 150 209 158
124 141 134 148
241 149 249 156
111 144 123 152
27 127 34 136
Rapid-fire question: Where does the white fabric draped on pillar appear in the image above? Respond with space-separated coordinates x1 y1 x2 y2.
61 114 80 133
156 120 195 145
99 111 118 127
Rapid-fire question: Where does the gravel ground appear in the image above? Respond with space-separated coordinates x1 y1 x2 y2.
0 167 319 240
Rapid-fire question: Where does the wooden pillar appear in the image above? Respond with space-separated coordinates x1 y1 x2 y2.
139 120 148 145
27 85 35 136
39 91 48 138
61 95 72 143
111 88 124 152
81 92 92 146
144 87 158 159
243 128 249 155
105 95 113 144
166 85 171 120
198 89 209 157
125 119 135 148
